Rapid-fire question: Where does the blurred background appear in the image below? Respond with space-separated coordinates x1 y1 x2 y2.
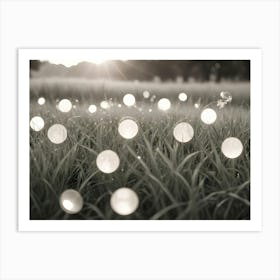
30 60 250 106
30 60 250 82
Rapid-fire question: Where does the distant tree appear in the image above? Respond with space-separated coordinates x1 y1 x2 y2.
30 60 45 77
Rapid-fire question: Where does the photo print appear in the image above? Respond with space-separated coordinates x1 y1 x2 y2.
18 49 262 231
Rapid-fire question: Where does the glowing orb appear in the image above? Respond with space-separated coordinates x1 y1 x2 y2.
59 189 83 214
194 103 200 108
173 122 194 143
100 101 110 109
96 150 120 174
38 97 45 105
123 94 136 107
221 137 243 159
47 124 67 144
201 108 217 124
178 92 187 101
30 116 44 131
157 98 171 111
58 99 72 113
118 118 139 139
150 95 156 102
88 104 97 113
110 187 139 215
220 91 232 102
143 90 150 99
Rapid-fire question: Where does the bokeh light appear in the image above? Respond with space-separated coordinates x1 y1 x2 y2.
118 118 139 139
123 93 136 107
58 99 72 113
221 137 243 159
157 98 171 111
173 122 194 143
220 91 232 102
38 97 45 105
59 189 83 214
178 92 188 102
100 101 110 109
30 116 44 131
96 150 120 174
110 187 139 215
150 95 156 102
88 104 97 113
47 124 67 144
143 90 150 99
201 108 217 124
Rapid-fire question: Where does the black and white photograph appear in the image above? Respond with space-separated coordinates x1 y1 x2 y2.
27 52 251 222
2 1 280 279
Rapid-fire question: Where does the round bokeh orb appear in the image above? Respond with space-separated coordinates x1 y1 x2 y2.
38 97 46 105
47 124 67 144
96 150 120 174
59 189 83 214
88 104 97 113
201 108 217 125
143 90 150 99
221 137 243 159
110 187 139 216
178 92 188 102
173 122 194 143
118 118 139 139
100 101 110 109
30 116 45 131
157 98 171 111
58 99 72 113
123 94 136 107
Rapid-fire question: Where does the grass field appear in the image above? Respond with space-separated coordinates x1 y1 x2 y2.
30 78 250 220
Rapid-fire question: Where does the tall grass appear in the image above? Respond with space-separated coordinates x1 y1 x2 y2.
30 79 250 220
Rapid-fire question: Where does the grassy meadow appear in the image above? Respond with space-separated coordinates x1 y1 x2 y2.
30 78 250 220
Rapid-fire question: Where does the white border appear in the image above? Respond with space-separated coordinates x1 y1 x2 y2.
18 49 262 232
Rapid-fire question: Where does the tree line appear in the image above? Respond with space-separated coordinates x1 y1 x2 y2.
30 60 250 82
